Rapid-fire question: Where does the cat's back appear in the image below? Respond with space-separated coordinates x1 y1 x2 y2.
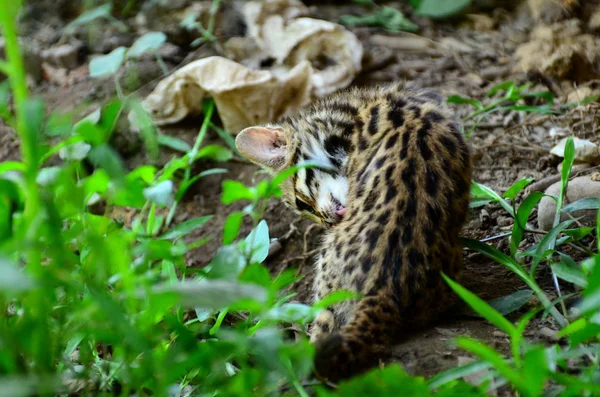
321 83 472 296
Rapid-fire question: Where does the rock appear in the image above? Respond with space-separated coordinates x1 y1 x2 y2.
550 137 600 164
537 175 600 231
566 86 594 103
42 41 83 69
538 326 559 342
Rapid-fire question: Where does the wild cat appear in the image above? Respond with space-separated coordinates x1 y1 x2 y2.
235 82 472 381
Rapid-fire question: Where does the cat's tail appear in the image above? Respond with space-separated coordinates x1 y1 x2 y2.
313 293 403 382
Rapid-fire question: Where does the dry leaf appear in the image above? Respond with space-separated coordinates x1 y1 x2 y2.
140 56 312 133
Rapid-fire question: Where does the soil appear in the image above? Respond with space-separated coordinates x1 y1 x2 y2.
3 0 598 392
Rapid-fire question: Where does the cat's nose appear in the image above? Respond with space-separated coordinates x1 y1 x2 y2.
335 207 347 216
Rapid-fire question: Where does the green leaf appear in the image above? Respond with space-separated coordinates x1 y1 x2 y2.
196 145 233 162
152 280 267 310
563 227 594 240
443 274 516 336
340 7 418 32
555 137 575 225
160 216 213 240
208 245 245 279
447 95 483 110
324 365 432 396
0 161 25 175
157 135 192 153
455 337 527 392
522 346 549 397
143 180 174 207
510 191 545 257
471 182 514 217
58 141 92 161
128 100 159 159
264 303 319 324
414 0 471 18
127 32 167 58
221 180 255 204
64 4 112 31
223 212 243 245
462 237 568 327
428 359 491 390
89 47 126 78
503 177 534 200
551 261 588 288
562 198 600 213
241 220 270 265
488 80 515 97
313 290 360 309
530 219 574 277
486 289 533 316
0 256 34 293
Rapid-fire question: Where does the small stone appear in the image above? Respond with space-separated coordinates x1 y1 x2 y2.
156 42 183 62
267 240 282 258
566 86 594 104
492 330 506 338
538 326 559 342
42 42 83 69
551 137 600 164
496 216 513 227
538 175 600 231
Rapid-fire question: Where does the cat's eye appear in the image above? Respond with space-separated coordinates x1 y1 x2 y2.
295 198 315 214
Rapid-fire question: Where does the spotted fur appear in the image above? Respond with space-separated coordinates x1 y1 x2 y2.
236 82 472 381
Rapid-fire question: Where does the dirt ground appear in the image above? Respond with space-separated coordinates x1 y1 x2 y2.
4 0 600 391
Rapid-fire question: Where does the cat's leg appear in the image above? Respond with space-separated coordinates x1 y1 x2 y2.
310 309 336 343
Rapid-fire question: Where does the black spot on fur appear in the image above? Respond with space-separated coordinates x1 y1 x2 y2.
342 122 355 138
401 159 416 194
439 135 457 156
385 184 397 203
354 276 366 291
368 105 380 135
408 248 424 270
408 105 421 119
344 248 359 262
375 156 386 169
363 190 378 212
367 228 380 251
372 175 381 190
385 164 396 182
417 119 432 161
324 135 351 157
426 111 444 123
385 133 399 149
405 196 417 218
400 127 411 158
332 102 359 116
319 321 330 333
358 135 368 151
402 226 412 245
425 167 439 196
425 228 436 245
361 255 373 273
388 107 405 129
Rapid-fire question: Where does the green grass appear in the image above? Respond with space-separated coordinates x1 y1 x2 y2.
2 2 600 396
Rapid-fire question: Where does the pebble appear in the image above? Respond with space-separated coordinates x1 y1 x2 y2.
538 175 600 231
42 41 83 69
538 326 559 342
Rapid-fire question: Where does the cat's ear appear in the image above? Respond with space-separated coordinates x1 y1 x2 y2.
236 126 290 171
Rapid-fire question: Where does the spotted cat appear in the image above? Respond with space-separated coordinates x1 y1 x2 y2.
235 83 472 381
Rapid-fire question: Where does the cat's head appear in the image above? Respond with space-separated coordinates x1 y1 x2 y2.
236 124 348 228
